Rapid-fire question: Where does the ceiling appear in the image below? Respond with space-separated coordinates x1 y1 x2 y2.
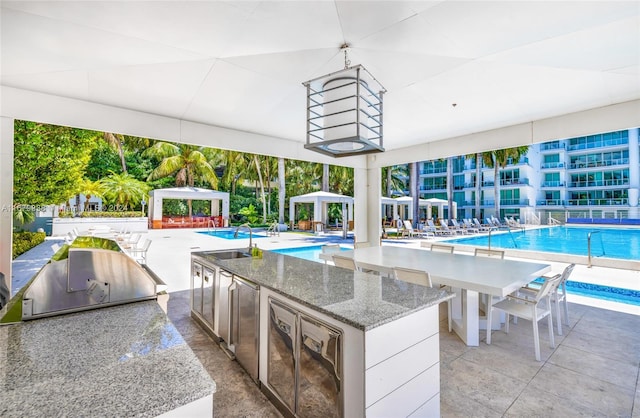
1 1 639 153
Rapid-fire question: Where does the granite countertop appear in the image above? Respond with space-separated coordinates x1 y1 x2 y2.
193 250 453 331
0 301 216 418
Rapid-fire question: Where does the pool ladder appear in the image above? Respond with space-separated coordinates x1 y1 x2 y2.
487 224 519 252
587 230 605 268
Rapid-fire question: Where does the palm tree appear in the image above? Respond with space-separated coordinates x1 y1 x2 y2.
382 165 408 198
446 157 454 220
409 162 419 226
103 132 127 174
100 172 150 210
482 146 530 218
145 142 218 218
77 179 106 212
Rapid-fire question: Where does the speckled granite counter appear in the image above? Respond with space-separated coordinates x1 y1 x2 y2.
194 250 452 331
0 300 216 418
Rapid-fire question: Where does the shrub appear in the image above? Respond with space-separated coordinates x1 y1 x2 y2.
79 211 144 218
12 231 46 259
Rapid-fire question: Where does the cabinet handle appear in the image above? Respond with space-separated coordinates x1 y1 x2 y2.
302 335 323 354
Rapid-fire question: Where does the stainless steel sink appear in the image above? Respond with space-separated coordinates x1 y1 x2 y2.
210 250 252 260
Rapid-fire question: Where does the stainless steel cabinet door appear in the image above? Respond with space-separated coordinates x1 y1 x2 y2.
202 267 215 328
191 262 203 316
218 269 233 342
298 314 342 418
231 277 259 382
267 298 297 414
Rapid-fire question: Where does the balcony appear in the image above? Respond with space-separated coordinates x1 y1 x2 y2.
420 167 447 175
541 181 565 188
568 179 629 188
566 198 629 206
420 185 447 191
540 162 564 169
567 137 628 152
536 199 565 206
501 198 532 206
539 142 566 151
568 158 629 170
499 178 530 187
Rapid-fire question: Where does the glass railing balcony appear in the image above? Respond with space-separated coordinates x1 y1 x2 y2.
501 199 531 206
566 137 628 151
499 178 530 186
541 181 565 187
482 181 495 187
567 198 628 206
420 185 446 191
568 158 629 169
420 167 447 175
540 142 566 151
568 180 629 188
541 162 564 169
536 199 565 206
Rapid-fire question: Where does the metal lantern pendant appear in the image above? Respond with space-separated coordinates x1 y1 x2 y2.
303 47 386 157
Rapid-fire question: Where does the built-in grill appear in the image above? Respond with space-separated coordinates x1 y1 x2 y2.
0 236 165 324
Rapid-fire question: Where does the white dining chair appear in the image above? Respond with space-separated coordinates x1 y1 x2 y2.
321 244 341 264
331 254 358 271
519 263 575 335
392 267 432 288
486 273 562 361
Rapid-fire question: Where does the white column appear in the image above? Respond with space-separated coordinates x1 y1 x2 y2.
628 128 639 217
0 117 14 297
354 166 382 246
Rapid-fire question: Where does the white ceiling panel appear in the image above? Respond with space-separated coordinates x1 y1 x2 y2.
1 0 638 153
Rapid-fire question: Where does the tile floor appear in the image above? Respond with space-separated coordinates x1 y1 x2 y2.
167 288 639 417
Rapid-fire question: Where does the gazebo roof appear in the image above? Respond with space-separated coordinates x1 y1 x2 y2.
289 191 353 204
149 187 229 200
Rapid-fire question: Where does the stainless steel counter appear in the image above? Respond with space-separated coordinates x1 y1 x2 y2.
0 300 216 417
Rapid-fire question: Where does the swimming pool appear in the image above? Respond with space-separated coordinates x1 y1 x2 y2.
447 226 640 261
197 230 267 240
272 244 350 263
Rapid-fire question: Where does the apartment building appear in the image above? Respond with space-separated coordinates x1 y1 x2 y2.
418 128 640 222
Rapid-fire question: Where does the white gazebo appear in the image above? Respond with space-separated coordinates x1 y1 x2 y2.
381 196 432 223
425 198 457 220
289 191 354 231
148 187 230 229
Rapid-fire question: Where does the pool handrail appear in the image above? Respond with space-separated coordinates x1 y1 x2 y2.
587 230 605 268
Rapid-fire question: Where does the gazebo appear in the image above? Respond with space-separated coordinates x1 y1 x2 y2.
148 187 230 229
381 196 432 223
424 197 457 220
289 191 354 232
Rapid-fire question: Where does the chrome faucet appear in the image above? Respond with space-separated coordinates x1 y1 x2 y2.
234 223 253 250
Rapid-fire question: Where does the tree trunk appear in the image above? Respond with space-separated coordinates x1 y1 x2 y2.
278 158 285 224
493 154 500 219
322 164 329 192
409 162 419 227
254 155 267 223
447 157 454 220
475 153 481 219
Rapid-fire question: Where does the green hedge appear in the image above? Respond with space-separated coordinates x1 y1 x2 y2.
79 211 145 218
12 231 46 259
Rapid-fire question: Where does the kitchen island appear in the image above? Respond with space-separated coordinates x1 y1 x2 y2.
0 300 216 417
193 249 453 417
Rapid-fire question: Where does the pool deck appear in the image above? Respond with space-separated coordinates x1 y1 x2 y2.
9 227 640 417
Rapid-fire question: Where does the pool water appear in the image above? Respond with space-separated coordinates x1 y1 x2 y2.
197 230 266 240
272 245 350 263
447 226 640 260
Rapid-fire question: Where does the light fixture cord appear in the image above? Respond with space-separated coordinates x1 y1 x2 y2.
343 45 351 69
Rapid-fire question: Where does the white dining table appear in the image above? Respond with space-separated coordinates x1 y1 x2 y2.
337 246 551 346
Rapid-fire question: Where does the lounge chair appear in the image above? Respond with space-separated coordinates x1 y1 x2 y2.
427 219 455 236
462 219 480 233
401 220 419 238
451 219 472 234
473 218 493 232
439 219 463 235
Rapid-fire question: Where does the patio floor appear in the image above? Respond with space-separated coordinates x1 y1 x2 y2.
10 228 640 416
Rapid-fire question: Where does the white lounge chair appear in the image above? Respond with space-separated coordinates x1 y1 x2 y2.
439 219 463 235
473 218 493 232
427 219 454 236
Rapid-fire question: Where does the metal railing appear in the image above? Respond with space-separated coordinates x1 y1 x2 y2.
587 230 605 268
